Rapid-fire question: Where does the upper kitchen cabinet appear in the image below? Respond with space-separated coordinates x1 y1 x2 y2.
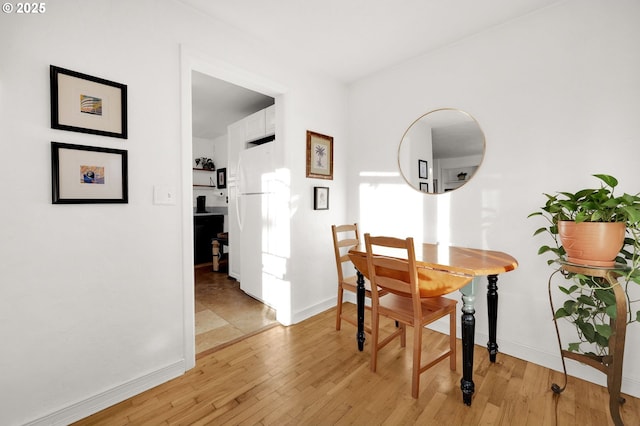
265 104 275 135
228 105 275 180
245 105 275 143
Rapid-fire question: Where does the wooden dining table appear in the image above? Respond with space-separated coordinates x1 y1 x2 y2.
348 243 518 405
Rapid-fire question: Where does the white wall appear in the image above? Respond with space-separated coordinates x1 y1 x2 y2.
0 1 347 424
348 0 640 397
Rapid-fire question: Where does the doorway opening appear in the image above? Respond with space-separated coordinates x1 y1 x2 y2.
181 47 289 367
191 70 278 355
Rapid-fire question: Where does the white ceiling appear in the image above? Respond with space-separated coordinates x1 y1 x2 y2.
185 0 564 139
191 71 273 139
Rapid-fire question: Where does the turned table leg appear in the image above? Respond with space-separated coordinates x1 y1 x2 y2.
356 270 365 351
487 274 499 362
460 280 476 405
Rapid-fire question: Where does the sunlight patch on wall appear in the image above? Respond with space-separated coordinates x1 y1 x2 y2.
436 192 452 245
359 171 400 177
358 176 423 241
480 188 500 249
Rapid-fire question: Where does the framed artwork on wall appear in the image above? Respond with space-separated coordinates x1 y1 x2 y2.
217 168 227 189
419 182 429 193
306 130 333 180
50 65 128 139
51 142 128 204
314 186 329 210
418 159 428 179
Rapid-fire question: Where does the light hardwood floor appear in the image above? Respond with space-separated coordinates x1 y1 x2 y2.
75 304 639 425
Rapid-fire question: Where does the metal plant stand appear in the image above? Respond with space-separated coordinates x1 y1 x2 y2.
548 261 628 426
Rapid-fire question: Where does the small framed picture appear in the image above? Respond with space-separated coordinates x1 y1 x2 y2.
314 187 329 210
306 130 333 180
418 159 428 179
217 168 227 189
51 142 128 204
50 65 128 139
419 182 429 193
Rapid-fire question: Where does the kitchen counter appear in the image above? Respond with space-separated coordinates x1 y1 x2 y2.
194 207 228 216
193 212 225 264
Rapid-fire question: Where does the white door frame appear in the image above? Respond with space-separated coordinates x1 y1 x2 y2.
179 45 287 369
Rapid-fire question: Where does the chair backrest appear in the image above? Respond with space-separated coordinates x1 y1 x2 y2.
331 223 361 282
364 234 421 310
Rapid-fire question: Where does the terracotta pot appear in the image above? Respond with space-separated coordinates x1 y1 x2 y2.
558 221 626 267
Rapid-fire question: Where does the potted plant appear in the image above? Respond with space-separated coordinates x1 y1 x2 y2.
528 174 640 355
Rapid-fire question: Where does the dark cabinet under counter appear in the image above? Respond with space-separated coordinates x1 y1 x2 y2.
194 214 223 265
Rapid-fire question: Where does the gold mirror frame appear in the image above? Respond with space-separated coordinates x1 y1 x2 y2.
397 108 485 194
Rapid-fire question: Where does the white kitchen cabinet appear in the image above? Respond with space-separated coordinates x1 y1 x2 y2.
245 109 266 142
244 105 275 143
265 104 275 135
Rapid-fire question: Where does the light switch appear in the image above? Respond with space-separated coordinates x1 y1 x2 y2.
154 185 176 205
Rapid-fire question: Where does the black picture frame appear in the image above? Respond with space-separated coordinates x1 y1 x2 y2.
50 65 128 139
418 159 428 179
217 168 227 189
314 186 329 210
419 182 429 193
51 142 128 204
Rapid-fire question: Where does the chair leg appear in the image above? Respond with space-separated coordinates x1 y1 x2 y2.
449 309 456 371
336 286 344 330
412 324 423 398
370 310 380 372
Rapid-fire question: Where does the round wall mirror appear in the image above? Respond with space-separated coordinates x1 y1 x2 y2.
398 108 485 194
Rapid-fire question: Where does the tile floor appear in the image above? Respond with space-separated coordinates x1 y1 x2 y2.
194 266 278 356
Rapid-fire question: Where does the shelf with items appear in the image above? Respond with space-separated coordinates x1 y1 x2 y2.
193 170 216 188
194 157 215 170
443 166 477 183
441 166 478 191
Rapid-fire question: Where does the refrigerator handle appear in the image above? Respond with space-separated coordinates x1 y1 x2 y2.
236 189 244 232
236 155 244 194
235 156 244 231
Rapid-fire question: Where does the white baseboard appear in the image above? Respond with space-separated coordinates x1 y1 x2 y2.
25 360 186 426
291 297 337 324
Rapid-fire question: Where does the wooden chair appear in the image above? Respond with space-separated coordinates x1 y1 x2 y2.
364 233 458 398
331 223 381 333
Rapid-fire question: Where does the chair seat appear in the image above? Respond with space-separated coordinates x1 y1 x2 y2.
379 293 457 325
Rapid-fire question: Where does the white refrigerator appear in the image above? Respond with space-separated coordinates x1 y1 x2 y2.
229 142 275 304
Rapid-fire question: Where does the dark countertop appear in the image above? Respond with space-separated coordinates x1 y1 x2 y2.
194 207 228 216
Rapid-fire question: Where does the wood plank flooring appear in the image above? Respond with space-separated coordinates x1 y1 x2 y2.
74 304 640 425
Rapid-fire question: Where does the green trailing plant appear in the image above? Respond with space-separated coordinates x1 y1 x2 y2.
528 174 640 356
